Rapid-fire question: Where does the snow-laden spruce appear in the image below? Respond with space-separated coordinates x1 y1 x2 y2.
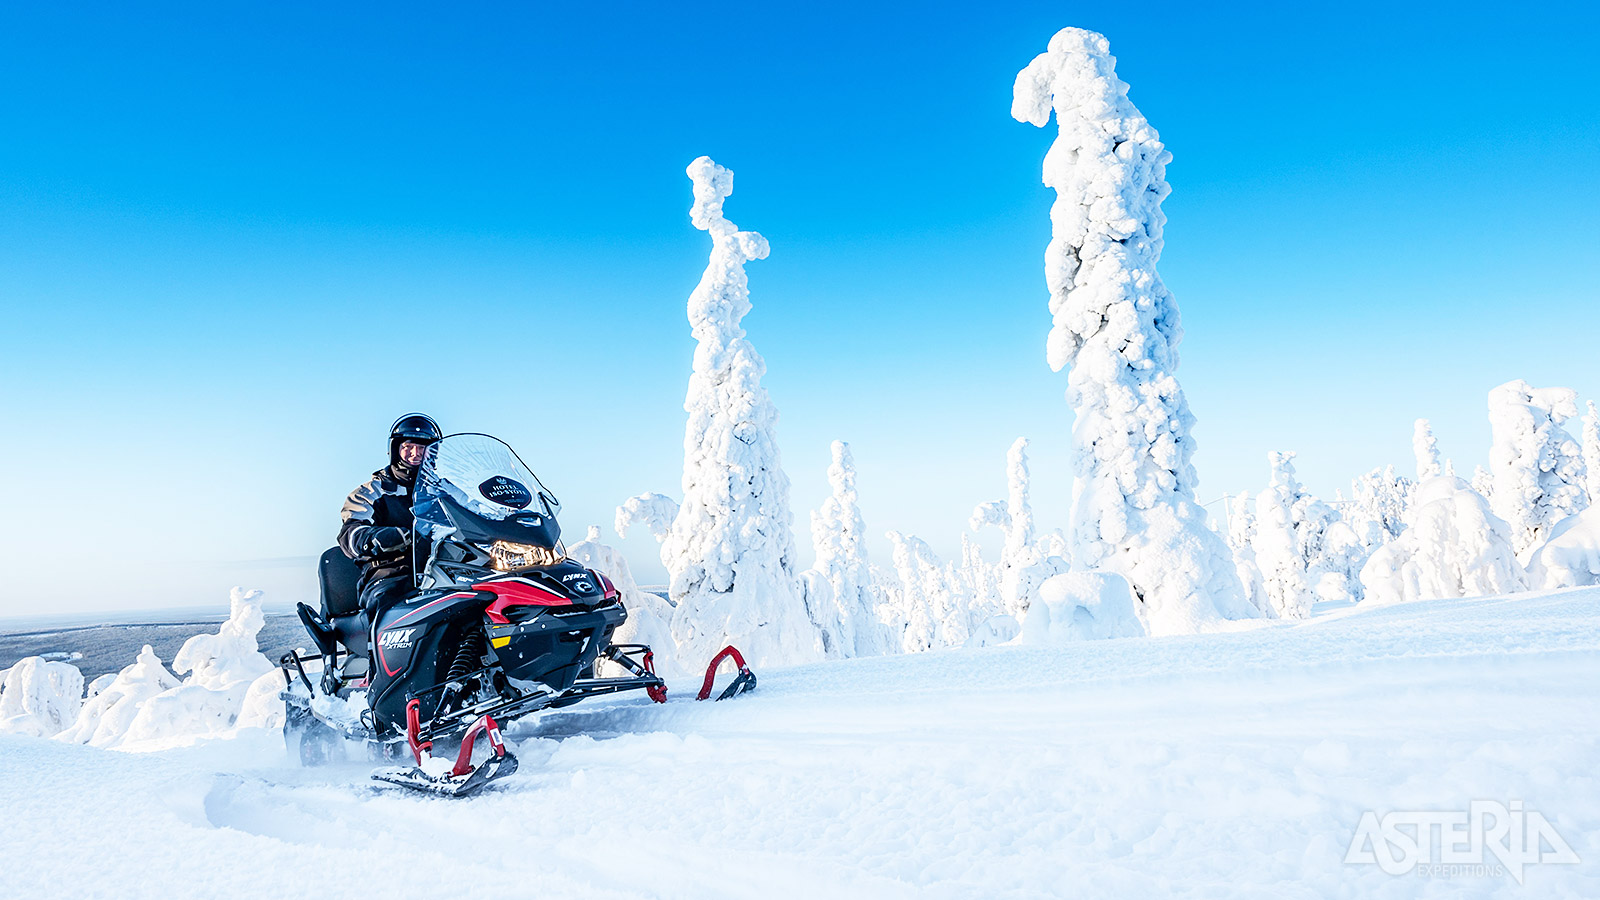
884 531 970 652
1346 466 1411 558
1527 506 1600 589
1413 419 1443 481
0 657 83 737
1225 492 1274 618
1583 401 1600 503
623 158 821 669
969 438 1066 621
1360 428 1525 605
118 588 278 746
1254 453 1312 619
55 645 179 746
1012 27 1253 635
1488 381 1589 558
807 441 889 658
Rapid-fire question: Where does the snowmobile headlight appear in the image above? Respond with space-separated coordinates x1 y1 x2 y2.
488 540 563 571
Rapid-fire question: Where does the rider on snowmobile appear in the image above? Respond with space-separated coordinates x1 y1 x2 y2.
338 413 442 617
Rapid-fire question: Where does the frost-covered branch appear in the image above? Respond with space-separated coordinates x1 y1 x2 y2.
615 492 680 543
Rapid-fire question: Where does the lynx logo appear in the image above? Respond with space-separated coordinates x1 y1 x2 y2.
379 628 418 650
561 573 586 582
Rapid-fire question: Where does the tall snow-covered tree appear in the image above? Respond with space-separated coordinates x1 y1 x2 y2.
1582 400 1600 504
1487 380 1589 558
1226 491 1273 618
1413 419 1443 481
969 437 1063 619
808 441 887 658
883 532 952 653
636 157 821 669
1470 465 1495 506
1012 27 1253 635
1254 453 1312 619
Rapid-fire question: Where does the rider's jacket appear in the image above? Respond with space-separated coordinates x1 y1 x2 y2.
338 463 419 589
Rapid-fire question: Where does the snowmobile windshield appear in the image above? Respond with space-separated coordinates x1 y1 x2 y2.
412 434 561 541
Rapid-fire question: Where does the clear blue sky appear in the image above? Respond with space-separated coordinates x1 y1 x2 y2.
2 1 1596 615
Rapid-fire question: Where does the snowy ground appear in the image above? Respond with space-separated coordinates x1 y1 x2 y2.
3 588 1597 899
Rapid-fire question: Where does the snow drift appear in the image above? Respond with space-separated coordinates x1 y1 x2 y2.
0 657 84 737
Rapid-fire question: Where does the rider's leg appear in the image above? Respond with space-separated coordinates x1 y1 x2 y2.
360 574 414 621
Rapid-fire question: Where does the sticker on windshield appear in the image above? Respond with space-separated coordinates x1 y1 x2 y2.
478 476 533 509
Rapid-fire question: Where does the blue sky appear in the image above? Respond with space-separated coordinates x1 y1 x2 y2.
1 2 1596 614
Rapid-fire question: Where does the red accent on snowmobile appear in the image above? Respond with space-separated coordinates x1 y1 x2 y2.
390 592 477 628
643 649 668 703
452 714 508 777
475 578 576 623
597 573 618 601
404 698 433 765
697 645 755 701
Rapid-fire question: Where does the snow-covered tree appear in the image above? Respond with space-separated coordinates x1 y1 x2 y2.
1012 27 1253 635
808 441 889 658
1413 419 1443 481
956 532 1014 645
1254 453 1312 619
883 532 943 653
1225 491 1273 618
1470 465 1495 506
0 657 83 738
1360 472 1524 604
1348 466 1412 550
1487 380 1589 558
969 437 1064 619
55 646 178 747
637 157 820 670
1582 400 1600 504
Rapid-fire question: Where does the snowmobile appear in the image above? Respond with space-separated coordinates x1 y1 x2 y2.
279 433 755 797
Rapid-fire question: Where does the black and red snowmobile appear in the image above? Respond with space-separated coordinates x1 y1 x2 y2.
279 433 754 797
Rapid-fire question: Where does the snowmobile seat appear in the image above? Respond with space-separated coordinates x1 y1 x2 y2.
318 547 369 659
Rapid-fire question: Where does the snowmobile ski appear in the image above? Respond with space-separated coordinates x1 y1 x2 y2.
371 710 517 798
371 751 518 798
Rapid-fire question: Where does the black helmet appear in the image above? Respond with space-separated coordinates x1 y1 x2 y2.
389 413 442 466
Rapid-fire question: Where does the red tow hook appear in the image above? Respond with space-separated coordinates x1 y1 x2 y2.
642 649 668 704
697 645 757 701
451 714 507 777
404 698 433 765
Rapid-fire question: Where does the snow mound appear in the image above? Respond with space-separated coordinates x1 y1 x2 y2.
173 587 274 691
1527 506 1600 589
1360 475 1525 604
55 645 179 747
1021 571 1146 643
0 657 84 737
55 589 280 750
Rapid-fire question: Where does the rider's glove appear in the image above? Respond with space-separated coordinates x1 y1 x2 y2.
370 526 410 555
